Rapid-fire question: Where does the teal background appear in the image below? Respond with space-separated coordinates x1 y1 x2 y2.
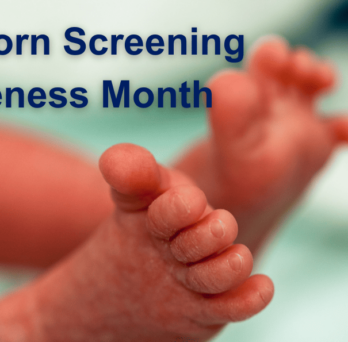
2 0 348 341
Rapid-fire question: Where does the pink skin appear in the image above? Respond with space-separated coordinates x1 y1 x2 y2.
1 37 347 266
0 144 273 342
176 37 348 254
0 126 113 267
0 36 347 340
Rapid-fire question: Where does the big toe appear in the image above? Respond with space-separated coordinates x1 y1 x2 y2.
99 143 165 211
247 36 290 79
207 70 262 150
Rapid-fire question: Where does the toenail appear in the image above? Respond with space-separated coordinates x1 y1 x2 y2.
228 253 243 273
210 219 225 238
172 193 190 216
258 286 274 305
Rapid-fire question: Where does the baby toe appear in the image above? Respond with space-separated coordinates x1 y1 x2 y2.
288 48 336 95
247 36 290 79
99 143 162 211
207 70 262 148
147 185 207 240
312 60 336 93
198 274 274 325
175 244 253 294
170 209 238 264
288 48 318 89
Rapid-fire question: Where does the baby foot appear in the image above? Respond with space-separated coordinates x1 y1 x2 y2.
176 37 348 254
0 143 273 342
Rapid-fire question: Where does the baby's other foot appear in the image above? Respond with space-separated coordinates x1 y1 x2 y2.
176 36 348 254
1 144 273 342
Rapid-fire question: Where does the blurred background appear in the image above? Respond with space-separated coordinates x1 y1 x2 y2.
1 0 348 340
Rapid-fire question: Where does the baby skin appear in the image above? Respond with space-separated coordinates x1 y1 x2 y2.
177 36 348 254
0 144 273 342
1 37 347 269
0 36 347 341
